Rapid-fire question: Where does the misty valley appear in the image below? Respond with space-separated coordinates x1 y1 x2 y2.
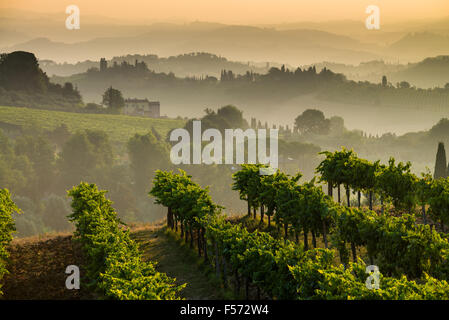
1 1 449 305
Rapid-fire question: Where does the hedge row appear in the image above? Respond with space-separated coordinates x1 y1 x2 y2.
0 189 19 296
68 182 185 299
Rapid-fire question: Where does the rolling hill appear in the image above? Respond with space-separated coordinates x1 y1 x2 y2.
388 32 449 61
2 24 381 65
0 105 185 144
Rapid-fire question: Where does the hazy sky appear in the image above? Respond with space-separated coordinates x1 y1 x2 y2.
2 0 449 24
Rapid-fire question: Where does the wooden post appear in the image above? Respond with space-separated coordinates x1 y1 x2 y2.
235 270 240 297
197 228 202 257
303 229 309 251
202 227 208 261
311 231 317 248
190 225 194 248
422 204 427 225
346 187 350 207
322 221 328 249
214 241 220 278
351 242 357 262
222 257 228 288
357 191 361 208
381 196 384 214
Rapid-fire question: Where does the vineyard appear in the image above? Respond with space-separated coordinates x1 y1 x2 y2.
1 148 449 299
67 183 184 299
149 162 449 300
0 105 185 144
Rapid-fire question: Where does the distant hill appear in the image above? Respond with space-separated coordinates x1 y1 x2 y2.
2 24 380 65
391 56 449 88
303 55 449 88
301 60 406 84
40 52 449 88
39 52 271 77
388 32 449 61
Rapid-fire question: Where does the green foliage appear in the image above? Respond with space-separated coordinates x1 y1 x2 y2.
208 212 449 299
376 158 418 212
40 194 72 231
294 109 330 135
128 131 170 194
428 177 449 227
0 189 20 295
0 105 185 145
0 51 47 92
231 164 265 214
0 51 82 109
434 142 447 179
416 171 433 206
0 130 33 196
351 158 379 194
68 182 184 299
149 167 449 300
316 147 357 189
259 170 290 220
14 135 56 199
278 140 320 160
331 206 449 280
289 260 449 300
102 86 125 112
206 211 449 300
273 174 302 231
150 170 221 228
58 130 114 188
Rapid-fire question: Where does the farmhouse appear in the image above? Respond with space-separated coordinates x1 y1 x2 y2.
123 98 160 118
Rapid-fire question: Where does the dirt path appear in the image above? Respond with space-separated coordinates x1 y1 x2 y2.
132 228 228 300
1 226 224 300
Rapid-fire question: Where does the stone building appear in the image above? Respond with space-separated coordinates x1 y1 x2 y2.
123 98 160 118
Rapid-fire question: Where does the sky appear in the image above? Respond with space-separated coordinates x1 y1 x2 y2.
2 0 449 24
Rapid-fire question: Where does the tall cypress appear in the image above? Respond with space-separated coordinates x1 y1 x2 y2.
434 142 447 179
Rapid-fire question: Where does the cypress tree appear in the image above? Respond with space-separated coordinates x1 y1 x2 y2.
434 142 447 179
447 162 449 178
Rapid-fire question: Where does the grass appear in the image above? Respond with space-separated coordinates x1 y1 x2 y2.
132 226 233 300
0 105 185 144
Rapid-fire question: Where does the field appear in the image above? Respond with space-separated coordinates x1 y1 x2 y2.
1 224 230 300
0 106 185 144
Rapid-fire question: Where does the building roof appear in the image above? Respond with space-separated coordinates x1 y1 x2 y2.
125 98 149 103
